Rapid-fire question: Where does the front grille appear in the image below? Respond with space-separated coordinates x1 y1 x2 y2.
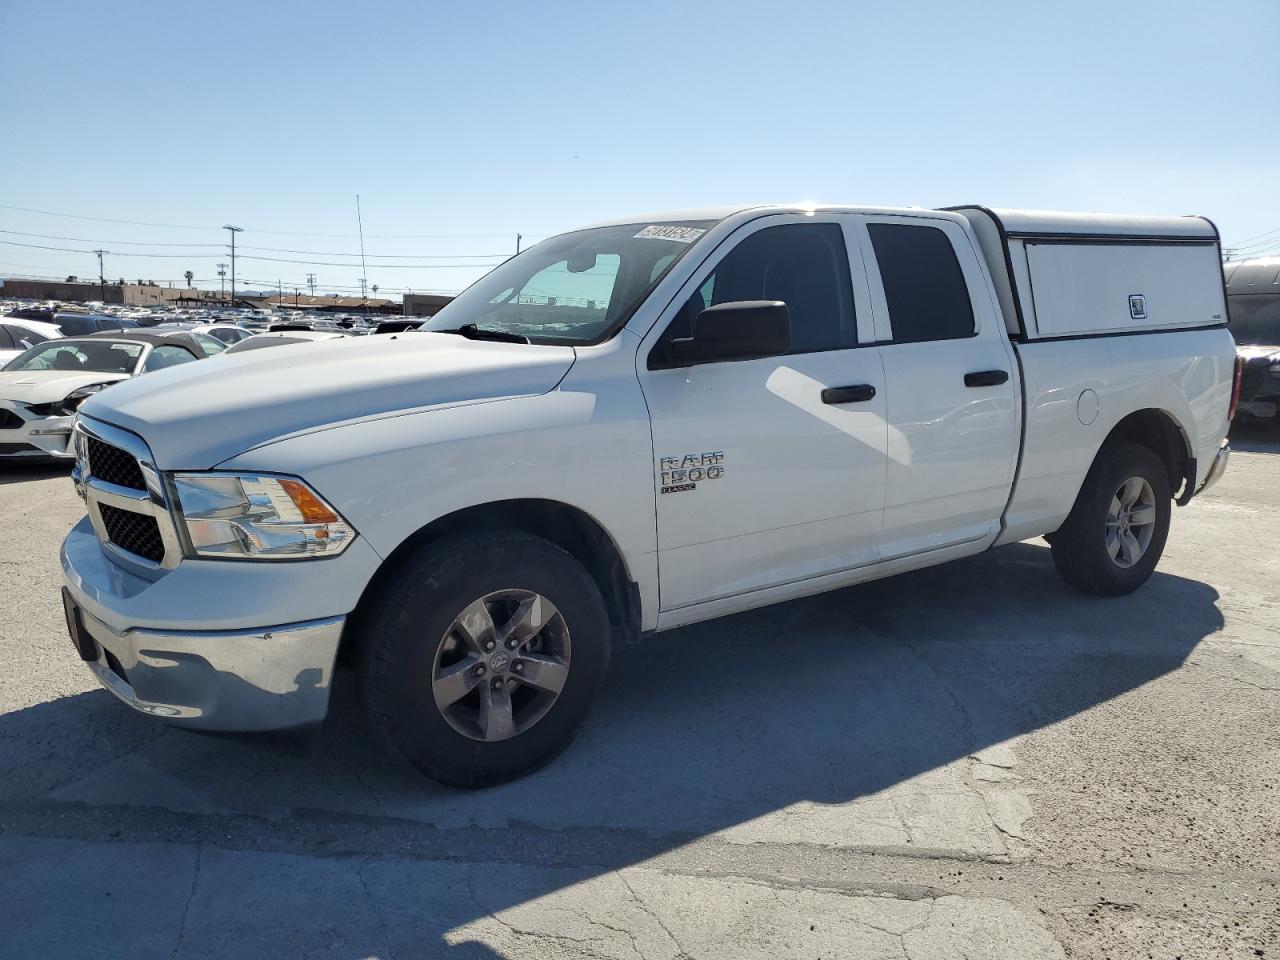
0 409 22 429
87 436 146 490
99 503 165 563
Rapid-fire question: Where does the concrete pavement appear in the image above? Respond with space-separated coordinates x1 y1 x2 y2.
1 427 1277 958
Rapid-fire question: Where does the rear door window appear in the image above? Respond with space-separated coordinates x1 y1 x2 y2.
868 223 975 343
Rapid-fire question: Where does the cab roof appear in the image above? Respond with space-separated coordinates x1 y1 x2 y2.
579 203 1219 240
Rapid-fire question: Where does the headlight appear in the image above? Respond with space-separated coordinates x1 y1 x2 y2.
171 472 356 560
28 382 113 418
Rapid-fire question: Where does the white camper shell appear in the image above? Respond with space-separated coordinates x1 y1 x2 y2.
950 207 1227 339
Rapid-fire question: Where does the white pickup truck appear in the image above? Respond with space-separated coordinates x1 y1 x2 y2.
60 203 1237 786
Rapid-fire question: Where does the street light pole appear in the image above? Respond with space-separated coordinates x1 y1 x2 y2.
217 263 227 301
222 225 243 305
93 249 108 301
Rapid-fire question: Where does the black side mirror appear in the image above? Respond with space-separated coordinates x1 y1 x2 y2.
666 300 790 366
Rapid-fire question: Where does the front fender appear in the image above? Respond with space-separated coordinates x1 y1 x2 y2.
221 385 660 629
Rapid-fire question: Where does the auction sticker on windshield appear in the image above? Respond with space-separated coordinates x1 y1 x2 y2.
634 225 706 243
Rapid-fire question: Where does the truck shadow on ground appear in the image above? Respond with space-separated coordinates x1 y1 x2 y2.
2 540 1225 958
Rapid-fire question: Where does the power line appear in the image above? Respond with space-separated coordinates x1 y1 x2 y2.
0 229 223 248
0 239 221 258
1226 225 1280 248
0 239 502 268
0 228 509 259
0 201 523 239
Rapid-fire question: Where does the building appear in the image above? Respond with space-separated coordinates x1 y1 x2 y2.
0 277 219 306
264 294 400 315
119 283 214 306
0 278 123 303
403 293 455 317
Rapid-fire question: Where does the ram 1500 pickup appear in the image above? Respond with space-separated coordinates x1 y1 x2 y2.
60 203 1238 786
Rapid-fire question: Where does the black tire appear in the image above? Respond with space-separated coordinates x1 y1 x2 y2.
357 531 611 788
1050 441 1172 596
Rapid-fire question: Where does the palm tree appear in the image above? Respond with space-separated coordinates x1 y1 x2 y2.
184 270 194 289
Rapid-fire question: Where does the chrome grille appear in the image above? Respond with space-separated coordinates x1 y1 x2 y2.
98 503 166 562
74 418 182 573
86 436 146 490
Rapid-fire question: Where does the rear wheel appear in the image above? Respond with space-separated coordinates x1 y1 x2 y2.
357 531 611 787
1050 442 1172 596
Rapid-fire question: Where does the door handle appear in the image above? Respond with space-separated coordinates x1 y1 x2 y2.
964 370 1009 387
821 384 877 404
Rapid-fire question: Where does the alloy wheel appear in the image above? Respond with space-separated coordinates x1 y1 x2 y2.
431 589 572 742
1105 476 1157 568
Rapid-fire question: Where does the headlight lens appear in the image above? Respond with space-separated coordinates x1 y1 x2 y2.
171 472 355 560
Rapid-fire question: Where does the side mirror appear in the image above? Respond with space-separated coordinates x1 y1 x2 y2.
667 300 790 366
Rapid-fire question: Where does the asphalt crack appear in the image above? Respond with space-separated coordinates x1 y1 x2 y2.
169 843 202 960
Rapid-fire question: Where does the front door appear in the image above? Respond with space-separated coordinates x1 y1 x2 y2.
638 215 888 612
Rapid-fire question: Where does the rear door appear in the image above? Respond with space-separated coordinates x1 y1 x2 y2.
854 214 1020 558
637 214 888 611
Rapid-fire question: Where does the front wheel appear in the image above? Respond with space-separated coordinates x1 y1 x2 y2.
1050 442 1172 596
357 531 611 787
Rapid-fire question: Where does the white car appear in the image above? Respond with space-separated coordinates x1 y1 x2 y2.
148 321 256 347
222 330 348 354
1 331 213 461
61 203 1235 787
0 318 63 366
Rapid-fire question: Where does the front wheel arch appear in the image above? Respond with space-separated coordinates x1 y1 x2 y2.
340 499 638 669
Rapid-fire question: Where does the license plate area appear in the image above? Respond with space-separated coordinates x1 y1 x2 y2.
61 588 99 662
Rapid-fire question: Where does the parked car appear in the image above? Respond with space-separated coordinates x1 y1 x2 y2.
0 330 214 461
52 312 140 337
0 318 63 366
223 330 348 354
62 203 1235 787
1223 256 1280 422
147 321 255 347
372 319 423 335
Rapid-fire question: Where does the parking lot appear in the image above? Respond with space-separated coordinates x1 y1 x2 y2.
0 428 1276 960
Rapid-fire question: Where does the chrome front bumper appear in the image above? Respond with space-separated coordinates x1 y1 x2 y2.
67 598 344 731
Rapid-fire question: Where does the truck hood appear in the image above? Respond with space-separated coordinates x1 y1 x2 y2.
0 370 130 405
79 333 577 468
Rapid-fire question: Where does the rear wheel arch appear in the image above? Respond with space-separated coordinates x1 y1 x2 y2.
340 499 639 667
1099 408 1192 497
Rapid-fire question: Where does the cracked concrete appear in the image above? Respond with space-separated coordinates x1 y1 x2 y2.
0 426 1278 958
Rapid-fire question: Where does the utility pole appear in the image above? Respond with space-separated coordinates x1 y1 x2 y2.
93 249 108 301
277 278 282 306
217 263 227 300
222 225 243 305
306 272 316 296
516 233 522 254
294 287 299 308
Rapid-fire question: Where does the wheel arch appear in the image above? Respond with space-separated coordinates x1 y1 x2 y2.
338 498 640 667
1100 408 1193 499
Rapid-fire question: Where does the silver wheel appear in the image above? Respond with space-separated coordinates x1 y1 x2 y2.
430 589 572 742
1105 476 1157 568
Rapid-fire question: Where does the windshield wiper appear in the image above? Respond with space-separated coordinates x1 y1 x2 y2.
433 324 530 344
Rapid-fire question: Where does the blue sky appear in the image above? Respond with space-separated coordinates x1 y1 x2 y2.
2 0 1277 296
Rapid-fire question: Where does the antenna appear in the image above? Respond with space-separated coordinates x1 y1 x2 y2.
355 194 369 310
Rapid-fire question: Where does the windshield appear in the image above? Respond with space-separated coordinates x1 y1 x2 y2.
421 220 716 344
3 339 144 374
1228 294 1280 345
